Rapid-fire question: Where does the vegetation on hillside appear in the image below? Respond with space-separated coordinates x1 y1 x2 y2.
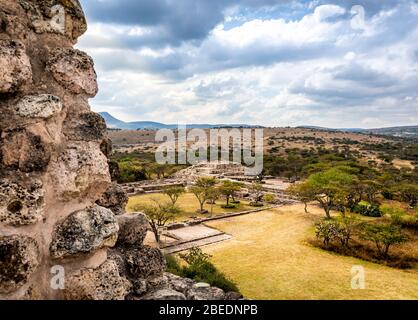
166 248 240 293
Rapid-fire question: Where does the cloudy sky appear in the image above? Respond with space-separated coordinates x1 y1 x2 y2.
77 0 418 128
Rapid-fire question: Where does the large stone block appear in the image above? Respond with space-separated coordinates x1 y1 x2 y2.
0 129 51 173
50 142 111 200
0 179 44 226
0 235 40 294
97 184 129 216
50 205 119 259
116 212 149 246
64 112 107 141
47 48 98 96
64 259 131 300
124 246 165 280
0 40 32 93
15 94 62 119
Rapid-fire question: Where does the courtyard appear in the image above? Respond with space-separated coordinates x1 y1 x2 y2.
200 204 418 300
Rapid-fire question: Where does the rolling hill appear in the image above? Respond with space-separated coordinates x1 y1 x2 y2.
99 112 260 130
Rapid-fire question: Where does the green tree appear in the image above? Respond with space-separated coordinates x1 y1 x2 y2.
292 168 357 218
219 180 243 207
361 224 408 257
397 184 418 208
287 182 315 213
189 177 218 213
335 214 361 247
135 201 180 243
163 186 185 205
206 187 221 215
362 180 382 204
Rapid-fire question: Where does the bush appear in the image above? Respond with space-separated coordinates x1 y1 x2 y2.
221 204 237 209
315 216 361 247
353 201 382 217
382 189 394 200
166 248 240 293
381 204 418 228
380 204 406 226
264 194 276 204
315 219 339 246
249 202 264 207
165 254 183 276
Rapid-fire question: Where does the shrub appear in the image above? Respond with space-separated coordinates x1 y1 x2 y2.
382 189 395 200
380 204 406 226
353 201 382 217
221 204 237 209
249 202 264 207
315 216 361 247
381 204 418 229
315 219 339 246
335 215 362 247
168 248 240 293
165 254 183 276
264 193 276 204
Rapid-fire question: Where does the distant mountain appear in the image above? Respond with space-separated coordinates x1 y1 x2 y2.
298 125 418 139
99 112 260 130
100 112 129 129
298 126 364 132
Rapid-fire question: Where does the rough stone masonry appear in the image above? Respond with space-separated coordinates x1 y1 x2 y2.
0 0 239 301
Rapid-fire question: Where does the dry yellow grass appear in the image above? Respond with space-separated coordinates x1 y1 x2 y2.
127 193 258 222
203 204 418 300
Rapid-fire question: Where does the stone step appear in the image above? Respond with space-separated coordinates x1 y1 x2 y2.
162 234 232 254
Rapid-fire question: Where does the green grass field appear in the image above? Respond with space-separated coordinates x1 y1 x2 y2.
127 192 259 221
203 204 418 300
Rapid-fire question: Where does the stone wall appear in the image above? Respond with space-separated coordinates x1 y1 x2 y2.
0 0 239 301
0 0 157 300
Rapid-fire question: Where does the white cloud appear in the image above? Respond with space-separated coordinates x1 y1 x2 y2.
78 0 418 128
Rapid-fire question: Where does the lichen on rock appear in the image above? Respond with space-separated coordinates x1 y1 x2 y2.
0 235 40 294
16 94 62 119
50 205 119 259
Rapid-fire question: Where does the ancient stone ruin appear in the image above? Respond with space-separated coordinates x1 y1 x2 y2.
0 0 237 300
